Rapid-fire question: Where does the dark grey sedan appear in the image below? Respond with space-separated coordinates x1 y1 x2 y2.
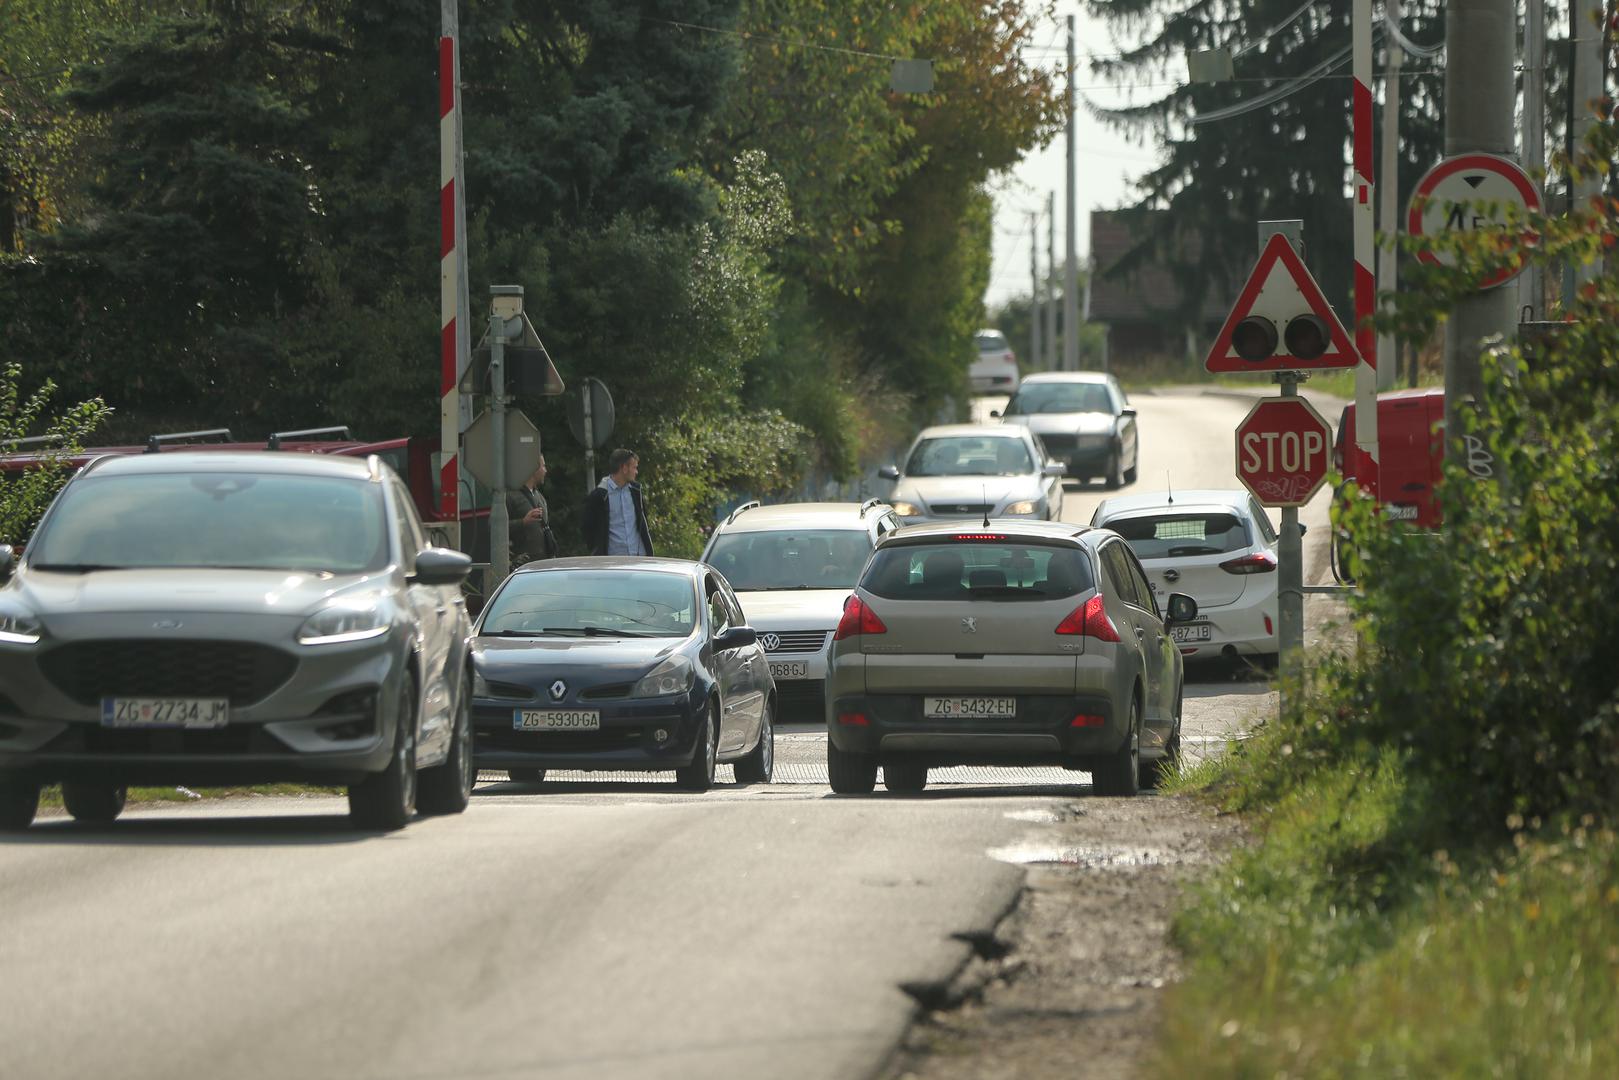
0 451 475 831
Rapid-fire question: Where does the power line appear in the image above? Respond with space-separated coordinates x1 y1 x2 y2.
639 15 924 63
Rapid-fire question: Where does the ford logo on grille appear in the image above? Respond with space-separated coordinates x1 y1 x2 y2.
760 633 781 652
549 679 567 701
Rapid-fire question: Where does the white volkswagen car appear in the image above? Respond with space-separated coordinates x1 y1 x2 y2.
879 425 1066 524
701 501 901 718
1090 490 1279 667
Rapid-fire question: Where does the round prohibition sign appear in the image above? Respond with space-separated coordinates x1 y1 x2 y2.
1407 153 1542 289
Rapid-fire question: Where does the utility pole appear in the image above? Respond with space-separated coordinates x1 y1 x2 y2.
1063 15 1080 373
1520 0 1546 319
1572 0 1605 288
1029 211 1043 370
1376 0 1403 391
1442 0 1519 442
486 287 523 584
1045 191 1058 370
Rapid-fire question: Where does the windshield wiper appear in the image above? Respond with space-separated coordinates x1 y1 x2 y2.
536 626 662 638
29 563 123 573
480 630 554 638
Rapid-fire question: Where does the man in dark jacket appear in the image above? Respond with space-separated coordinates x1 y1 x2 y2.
507 453 559 565
581 448 654 556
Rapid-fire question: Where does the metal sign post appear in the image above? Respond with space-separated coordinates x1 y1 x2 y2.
487 286 525 585
582 389 595 495
1277 374 1306 693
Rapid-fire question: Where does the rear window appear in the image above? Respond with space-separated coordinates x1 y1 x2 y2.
1104 513 1251 559
707 528 873 591
975 332 1009 353
861 541 1093 602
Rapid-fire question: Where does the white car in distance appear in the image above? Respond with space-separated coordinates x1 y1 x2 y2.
969 329 1019 393
1090 490 1280 667
701 501 902 719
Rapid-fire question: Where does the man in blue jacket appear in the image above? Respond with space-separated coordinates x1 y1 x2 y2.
582 448 654 556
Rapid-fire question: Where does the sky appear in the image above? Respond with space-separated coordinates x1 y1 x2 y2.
982 5 1178 315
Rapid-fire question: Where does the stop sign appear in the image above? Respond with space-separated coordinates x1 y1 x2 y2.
1234 397 1334 507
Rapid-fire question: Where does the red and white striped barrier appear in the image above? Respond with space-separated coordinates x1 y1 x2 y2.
439 35 460 524
1352 0 1380 486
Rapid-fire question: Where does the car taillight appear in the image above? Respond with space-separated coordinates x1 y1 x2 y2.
1219 551 1278 575
1055 594 1120 642
834 595 887 640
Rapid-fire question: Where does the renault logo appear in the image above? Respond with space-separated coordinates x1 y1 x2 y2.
760 633 781 652
961 617 977 633
549 679 567 702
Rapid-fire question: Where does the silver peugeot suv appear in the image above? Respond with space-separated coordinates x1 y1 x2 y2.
823 520 1197 796
0 451 475 831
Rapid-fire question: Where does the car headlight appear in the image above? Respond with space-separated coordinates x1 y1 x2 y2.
631 655 696 698
891 501 922 517
298 598 390 645
0 609 42 645
1004 500 1041 515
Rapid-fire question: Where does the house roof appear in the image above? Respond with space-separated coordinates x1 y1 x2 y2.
1088 210 1238 325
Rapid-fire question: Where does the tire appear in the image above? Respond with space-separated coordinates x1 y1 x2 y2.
417 679 474 816
507 768 546 785
1124 450 1138 485
675 702 719 792
733 698 774 785
62 781 127 824
1092 693 1141 797
1141 689 1181 790
827 741 878 794
349 673 419 831
1104 446 1125 490
883 760 928 794
0 774 41 830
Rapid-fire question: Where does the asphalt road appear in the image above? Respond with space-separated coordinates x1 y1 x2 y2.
0 388 1345 1080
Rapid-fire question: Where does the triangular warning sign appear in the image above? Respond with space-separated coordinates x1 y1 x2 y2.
1204 233 1361 373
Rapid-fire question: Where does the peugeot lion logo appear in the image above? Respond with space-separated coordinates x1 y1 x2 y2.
549 679 567 702
961 617 977 633
760 633 781 652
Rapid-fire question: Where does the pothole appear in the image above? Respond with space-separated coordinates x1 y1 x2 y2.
986 843 1176 868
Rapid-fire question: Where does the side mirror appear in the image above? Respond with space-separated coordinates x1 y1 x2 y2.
988 409 1002 419
877 464 901 481
716 625 758 650
411 546 473 587
0 544 13 583
1121 407 1138 418
1165 593 1198 624
1042 462 1067 477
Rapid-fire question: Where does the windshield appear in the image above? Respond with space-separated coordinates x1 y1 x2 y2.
905 437 1033 477
1003 382 1115 416
1105 512 1251 559
480 569 697 638
28 472 389 573
708 529 873 591
862 541 1093 601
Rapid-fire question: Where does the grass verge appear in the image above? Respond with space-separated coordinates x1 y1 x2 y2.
1150 725 1619 1078
38 782 342 809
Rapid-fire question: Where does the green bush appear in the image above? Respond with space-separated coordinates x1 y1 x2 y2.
0 361 111 545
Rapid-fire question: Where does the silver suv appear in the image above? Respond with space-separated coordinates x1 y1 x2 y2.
702 500 900 717
0 452 475 831
823 520 1196 795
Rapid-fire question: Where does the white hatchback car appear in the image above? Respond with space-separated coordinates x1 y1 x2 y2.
969 330 1019 392
701 500 902 717
1090 490 1279 666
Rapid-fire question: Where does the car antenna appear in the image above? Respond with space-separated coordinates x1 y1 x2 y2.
1167 472 1174 504
982 483 991 528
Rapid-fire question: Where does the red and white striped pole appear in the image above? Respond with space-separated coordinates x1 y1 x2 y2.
438 21 465 533
1352 0 1380 491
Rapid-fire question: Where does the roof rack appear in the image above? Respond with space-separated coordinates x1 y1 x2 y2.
267 426 353 450
8 434 65 449
724 500 762 526
145 428 234 453
858 497 886 518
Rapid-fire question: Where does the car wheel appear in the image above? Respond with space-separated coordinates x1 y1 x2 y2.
0 774 40 830
883 760 928 794
675 701 719 792
507 768 546 785
1124 450 1138 485
1104 445 1125 490
1092 693 1140 797
733 698 774 785
827 741 878 794
417 679 474 816
1141 690 1181 790
62 781 127 824
349 673 419 831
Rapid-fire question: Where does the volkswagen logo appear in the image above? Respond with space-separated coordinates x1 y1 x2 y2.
961 617 977 633
549 679 567 702
760 633 782 652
